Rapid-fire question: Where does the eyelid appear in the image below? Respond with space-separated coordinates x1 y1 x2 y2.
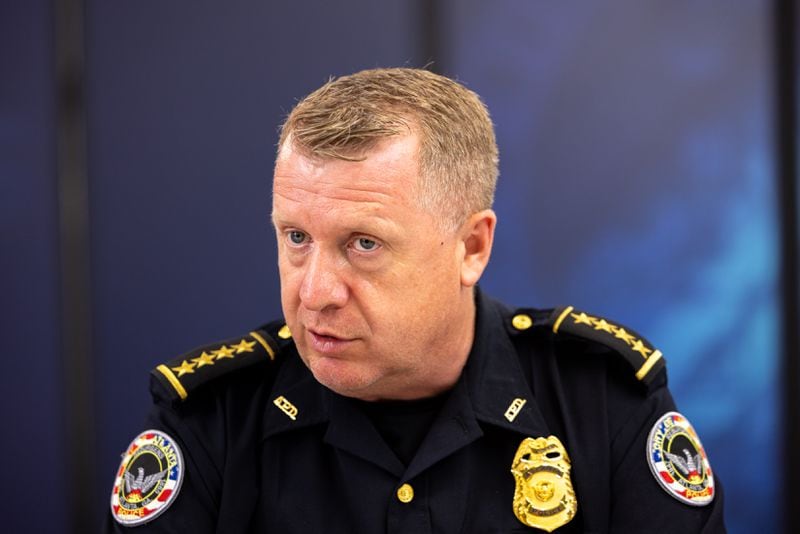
350 235 382 253
284 229 309 246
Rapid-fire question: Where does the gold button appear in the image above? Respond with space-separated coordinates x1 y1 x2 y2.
512 314 533 331
278 325 292 339
396 483 414 503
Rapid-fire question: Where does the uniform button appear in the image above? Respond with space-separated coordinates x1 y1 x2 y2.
512 314 533 331
278 325 292 339
396 483 414 503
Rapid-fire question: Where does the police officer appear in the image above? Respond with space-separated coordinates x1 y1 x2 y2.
105 68 726 533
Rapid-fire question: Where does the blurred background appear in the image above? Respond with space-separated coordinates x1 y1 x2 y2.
2 1 797 533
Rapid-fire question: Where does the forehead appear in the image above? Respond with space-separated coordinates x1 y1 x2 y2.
272 134 422 220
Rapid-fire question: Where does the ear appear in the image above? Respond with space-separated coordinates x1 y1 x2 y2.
459 209 496 287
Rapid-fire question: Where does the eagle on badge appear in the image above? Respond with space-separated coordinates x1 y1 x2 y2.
664 449 704 485
123 466 168 502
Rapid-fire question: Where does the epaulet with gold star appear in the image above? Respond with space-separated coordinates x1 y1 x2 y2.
505 305 665 386
548 306 666 385
150 321 294 403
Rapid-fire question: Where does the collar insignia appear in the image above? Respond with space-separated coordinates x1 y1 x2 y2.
510 436 577 531
504 397 527 422
110 430 184 526
647 411 715 506
273 395 299 420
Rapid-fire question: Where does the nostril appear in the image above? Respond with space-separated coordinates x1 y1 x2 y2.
298 261 348 311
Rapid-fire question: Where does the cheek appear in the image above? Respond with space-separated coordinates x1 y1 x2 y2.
369 264 456 332
277 260 303 308
407 251 461 298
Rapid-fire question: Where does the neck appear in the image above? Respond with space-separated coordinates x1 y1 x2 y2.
362 289 477 402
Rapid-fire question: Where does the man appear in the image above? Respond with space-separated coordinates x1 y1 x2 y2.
106 68 725 532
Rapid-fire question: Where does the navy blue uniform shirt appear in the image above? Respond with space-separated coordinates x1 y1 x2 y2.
104 290 726 533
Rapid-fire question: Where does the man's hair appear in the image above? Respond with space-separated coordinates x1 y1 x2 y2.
278 68 499 230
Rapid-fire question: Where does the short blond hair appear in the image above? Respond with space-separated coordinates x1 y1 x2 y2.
278 68 499 230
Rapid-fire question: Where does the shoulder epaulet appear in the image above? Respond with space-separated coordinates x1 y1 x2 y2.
549 305 666 386
507 305 666 386
150 321 294 403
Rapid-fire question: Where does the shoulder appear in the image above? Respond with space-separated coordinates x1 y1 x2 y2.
505 304 667 389
109 320 296 527
149 319 296 404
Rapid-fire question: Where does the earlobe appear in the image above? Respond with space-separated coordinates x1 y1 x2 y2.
460 209 497 287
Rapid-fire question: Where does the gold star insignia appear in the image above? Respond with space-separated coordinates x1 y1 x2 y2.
191 351 216 368
171 360 196 377
232 339 256 354
613 327 636 346
593 319 615 333
570 312 595 326
213 345 236 359
631 340 653 359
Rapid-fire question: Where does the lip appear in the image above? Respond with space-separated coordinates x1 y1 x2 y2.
307 329 356 355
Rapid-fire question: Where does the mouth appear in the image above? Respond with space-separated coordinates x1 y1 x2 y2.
306 328 356 354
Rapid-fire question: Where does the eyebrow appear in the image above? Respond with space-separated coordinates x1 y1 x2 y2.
271 214 399 242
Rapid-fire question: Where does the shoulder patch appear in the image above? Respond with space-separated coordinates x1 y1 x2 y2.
646 411 715 506
151 322 292 402
110 429 184 525
548 306 666 386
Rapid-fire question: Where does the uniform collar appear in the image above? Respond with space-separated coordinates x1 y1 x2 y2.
464 288 550 438
261 350 329 439
261 289 551 470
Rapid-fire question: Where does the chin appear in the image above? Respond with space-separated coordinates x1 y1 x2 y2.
307 356 379 397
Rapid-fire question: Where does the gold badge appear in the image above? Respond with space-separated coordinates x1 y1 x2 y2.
510 436 577 532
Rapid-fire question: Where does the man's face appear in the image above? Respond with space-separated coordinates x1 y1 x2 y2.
272 133 474 400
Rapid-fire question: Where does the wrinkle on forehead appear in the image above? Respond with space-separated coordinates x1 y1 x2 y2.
272 134 422 218
271 191 402 243
273 178 404 206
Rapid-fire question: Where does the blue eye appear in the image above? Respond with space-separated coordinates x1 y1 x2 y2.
288 231 306 245
354 237 378 252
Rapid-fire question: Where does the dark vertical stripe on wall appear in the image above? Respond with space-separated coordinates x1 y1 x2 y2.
774 1 799 532
55 0 95 532
418 0 442 72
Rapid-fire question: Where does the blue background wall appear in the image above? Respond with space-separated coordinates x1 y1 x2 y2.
1 1 792 533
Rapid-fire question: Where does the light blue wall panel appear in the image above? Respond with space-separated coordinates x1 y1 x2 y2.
442 2 778 532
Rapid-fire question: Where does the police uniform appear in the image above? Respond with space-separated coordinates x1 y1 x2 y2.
105 290 726 533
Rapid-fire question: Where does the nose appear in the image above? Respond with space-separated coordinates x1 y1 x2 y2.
298 249 349 312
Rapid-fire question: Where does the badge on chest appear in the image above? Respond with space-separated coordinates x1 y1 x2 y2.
510 436 577 531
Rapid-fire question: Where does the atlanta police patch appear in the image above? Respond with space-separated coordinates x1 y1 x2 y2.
646 411 714 506
110 429 184 526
